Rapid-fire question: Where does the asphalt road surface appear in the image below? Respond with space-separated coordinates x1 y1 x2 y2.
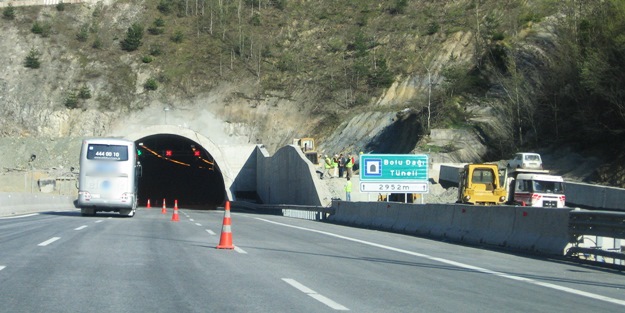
1 207 624 312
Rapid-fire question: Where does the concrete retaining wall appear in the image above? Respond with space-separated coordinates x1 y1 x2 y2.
329 201 572 255
256 145 323 206
0 192 75 217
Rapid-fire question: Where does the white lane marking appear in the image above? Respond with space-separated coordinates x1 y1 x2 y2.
38 237 61 246
74 225 88 231
95 220 103 223
0 266 6 271
195 223 202 227
0 213 39 219
282 278 349 311
258 218 625 307
234 246 247 254
206 229 216 235
189 218 195 222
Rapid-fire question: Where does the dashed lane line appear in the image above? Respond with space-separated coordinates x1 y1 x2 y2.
205 229 216 235
234 246 248 254
74 225 88 231
282 278 349 311
0 213 39 219
38 237 61 247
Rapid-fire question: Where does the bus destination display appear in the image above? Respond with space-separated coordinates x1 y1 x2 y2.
87 144 129 161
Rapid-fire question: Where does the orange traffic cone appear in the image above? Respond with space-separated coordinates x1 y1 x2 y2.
216 201 234 249
147 199 151 209
161 198 167 214
171 200 180 222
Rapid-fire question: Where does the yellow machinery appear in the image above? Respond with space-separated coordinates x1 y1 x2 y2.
457 164 507 205
293 137 319 165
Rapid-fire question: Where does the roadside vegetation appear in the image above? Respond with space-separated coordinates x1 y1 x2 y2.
2 0 625 160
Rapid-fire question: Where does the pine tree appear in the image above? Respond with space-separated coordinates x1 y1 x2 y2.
121 23 144 51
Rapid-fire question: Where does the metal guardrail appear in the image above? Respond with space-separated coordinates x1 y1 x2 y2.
567 209 625 263
569 210 625 239
229 201 334 220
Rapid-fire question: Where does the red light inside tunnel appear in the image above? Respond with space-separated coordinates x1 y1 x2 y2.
165 150 172 157
194 150 201 157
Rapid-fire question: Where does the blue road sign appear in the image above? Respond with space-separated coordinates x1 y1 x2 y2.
359 154 429 181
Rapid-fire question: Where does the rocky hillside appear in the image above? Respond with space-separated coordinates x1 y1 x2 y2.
0 0 622 186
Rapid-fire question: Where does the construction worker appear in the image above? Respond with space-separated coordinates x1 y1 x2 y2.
324 155 333 179
344 177 352 201
332 154 339 178
345 154 354 179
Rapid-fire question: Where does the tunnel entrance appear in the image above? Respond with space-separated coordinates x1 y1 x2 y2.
135 134 225 209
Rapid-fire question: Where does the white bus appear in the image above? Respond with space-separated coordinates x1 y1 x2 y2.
77 138 141 217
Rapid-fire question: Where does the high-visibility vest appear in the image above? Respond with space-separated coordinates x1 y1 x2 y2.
344 181 352 192
346 158 353 168
324 157 332 169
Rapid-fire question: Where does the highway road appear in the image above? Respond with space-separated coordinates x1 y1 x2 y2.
1 207 624 312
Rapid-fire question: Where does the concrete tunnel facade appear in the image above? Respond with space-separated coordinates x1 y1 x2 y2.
122 125 255 208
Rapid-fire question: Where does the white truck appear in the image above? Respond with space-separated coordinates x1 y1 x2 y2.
506 169 566 208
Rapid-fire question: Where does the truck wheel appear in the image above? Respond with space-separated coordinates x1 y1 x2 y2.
81 208 96 216
119 209 135 217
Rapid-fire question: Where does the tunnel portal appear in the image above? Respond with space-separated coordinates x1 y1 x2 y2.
135 134 225 209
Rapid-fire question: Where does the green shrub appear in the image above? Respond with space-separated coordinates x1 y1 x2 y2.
426 22 440 35
368 59 394 89
121 23 144 51
157 0 173 15
78 86 91 99
148 26 164 35
170 30 184 43
389 0 408 15
92 37 103 49
24 49 41 69
2 4 15 20
491 32 505 41
154 17 165 27
64 92 78 108
56 1 66 12
31 22 52 37
76 25 89 42
144 78 158 90
149 45 163 56
31 22 44 35
250 14 261 26
142 55 154 63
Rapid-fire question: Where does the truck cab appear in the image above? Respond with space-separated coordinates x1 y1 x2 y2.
511 172 566 207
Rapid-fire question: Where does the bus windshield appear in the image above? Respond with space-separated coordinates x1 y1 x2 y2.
86 144 129 161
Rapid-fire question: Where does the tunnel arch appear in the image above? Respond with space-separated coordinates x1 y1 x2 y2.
124 125 235 207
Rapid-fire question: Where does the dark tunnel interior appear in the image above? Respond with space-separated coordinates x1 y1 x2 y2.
135 134 225 210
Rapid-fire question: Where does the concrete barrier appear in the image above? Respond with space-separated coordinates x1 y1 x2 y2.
328 201 571 255
506 207 571 254
565 182 625 211
0 192 76 217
